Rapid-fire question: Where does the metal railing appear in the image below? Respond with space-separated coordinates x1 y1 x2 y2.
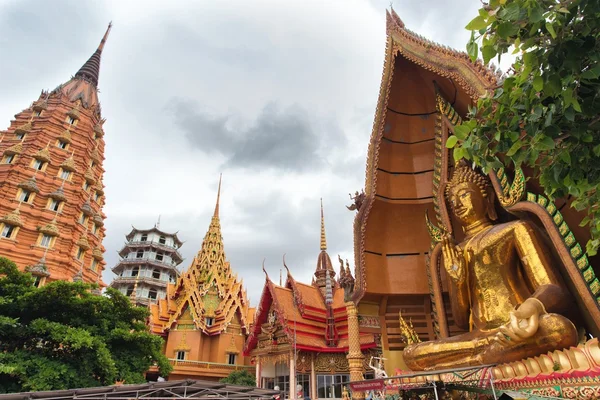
168 359 254 372
119 256 178 268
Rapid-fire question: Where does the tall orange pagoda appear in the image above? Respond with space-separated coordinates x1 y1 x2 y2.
244 201 378 400
347 9 498 373
147 177 255 381
0 24 112 286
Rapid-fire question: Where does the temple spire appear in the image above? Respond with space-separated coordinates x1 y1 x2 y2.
214 174 222 217
74 22 112 87
320 198 327 250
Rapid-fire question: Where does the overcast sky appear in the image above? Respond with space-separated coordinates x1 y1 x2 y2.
0 0 489 305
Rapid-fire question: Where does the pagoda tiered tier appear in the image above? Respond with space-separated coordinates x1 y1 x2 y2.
147 177 255 381
109 226 184 307
0 24 112 285
244 201 378 399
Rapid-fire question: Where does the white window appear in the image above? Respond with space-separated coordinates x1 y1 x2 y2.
149 288 157 300
19 190 32 203
206 317 214 327
1 224 15 239
93 192 100 202
140 234 148 242
228 353 236 365
136 250 144 259
3 154 15 164
34 110 42 117
156 252 164 262
57 140 68 149
48 199 62 212
40 234 52 248
91 259 98 272
159 235 166 245
176 351 186 361
152 269 161 279
76 247 85 260
15 132 25 140
83 181 90 191
92 224 98 235
33 159 45 170
60 169 71 180
33 276 42 287
132 266 139 277
79 214 88 225
67 116 76 125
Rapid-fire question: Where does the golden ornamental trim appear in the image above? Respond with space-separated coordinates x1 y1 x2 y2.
76 235 91 250
60 156 77 172
39 220 59 237
18 177 40 194
1 208 24 227
4 143 23 155
92 247 103 260
14 122 32 135
59 129 72 143
34 147 51 163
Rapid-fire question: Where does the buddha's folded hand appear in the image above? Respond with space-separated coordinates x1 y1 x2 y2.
494 298 547 345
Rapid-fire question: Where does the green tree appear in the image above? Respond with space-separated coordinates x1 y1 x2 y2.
219 370 256 387
0 257 172 393
449 0 600 253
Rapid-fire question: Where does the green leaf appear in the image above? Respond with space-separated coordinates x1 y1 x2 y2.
546 22 557 39
533 75 544 91
446 135 459 148
467 40 479 61
506 140 523 156
501 3 521 21
497 22 519 38
482 45 497 64
465 16 489 31
538 136 555 150
559 151 572 165
453 124 472 140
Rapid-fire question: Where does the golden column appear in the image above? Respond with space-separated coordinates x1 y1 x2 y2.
346 300 365 400
339 256 364 400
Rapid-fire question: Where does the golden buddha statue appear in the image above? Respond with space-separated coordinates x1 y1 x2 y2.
403 162 579 370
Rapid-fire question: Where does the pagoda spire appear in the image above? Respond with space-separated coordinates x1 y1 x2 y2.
187 176 228 282
214 173 222 217
74 22 112 87
320 198 327 250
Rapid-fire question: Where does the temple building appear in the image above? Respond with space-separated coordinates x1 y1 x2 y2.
244 201 378 400
0 24 112 286
344 8 600 399
147 177 255 381
109 225 184 307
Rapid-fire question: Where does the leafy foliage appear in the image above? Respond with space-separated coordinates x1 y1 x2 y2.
450 0 600 253
219 370 256 387
0 257 172 393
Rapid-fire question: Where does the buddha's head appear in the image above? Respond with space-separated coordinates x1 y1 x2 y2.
445 161 497 226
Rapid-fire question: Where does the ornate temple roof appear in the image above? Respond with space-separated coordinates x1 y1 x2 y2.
244 264 376 354
148 176 252 336
244 203 376 355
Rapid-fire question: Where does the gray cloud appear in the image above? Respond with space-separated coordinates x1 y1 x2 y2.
168 99 345 172
0 0 486 305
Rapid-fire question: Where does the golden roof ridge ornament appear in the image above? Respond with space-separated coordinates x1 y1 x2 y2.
320 198 327 250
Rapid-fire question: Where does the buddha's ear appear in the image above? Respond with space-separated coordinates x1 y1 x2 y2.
487 189 498 221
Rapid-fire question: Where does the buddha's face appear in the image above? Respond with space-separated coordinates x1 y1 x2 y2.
448 182 488 225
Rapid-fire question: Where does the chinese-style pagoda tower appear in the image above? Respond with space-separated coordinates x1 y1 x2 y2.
147 176 255 381
109 224 184 307
0 24 112 286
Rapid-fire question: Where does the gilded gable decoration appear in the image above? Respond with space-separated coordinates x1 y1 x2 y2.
4 142 23 156
14 122 32 136
60 155 77 172
33 145 51 163
39 219 59 236
18 176 40 193
1 207 24 227
59 129 72 143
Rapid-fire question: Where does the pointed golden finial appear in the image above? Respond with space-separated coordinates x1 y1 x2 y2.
320 198 327 250
98 22 112 52
214 173 222 217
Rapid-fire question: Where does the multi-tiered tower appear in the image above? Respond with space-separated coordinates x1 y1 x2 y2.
110 225 184 307
0 24 112 286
